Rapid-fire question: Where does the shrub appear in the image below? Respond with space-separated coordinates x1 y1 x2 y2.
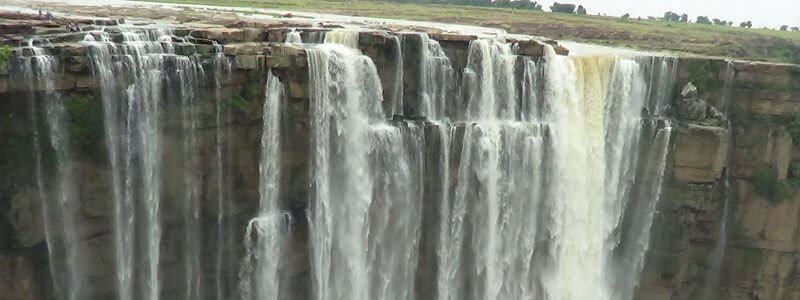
550 2 575 14
0 45 11 68
696 16 712 25
789 115 800 144
788 160 800 187
753 167 794 204
65 94 103 151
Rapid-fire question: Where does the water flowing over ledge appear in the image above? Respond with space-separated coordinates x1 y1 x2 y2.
4 11 780 300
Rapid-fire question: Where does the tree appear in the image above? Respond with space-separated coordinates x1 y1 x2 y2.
680 14 688 23
740 21 753 28
550 2 576 14
576 5 587 15
621 13 630 20
696 16 712 25
792 27 799 32
781 25 789 31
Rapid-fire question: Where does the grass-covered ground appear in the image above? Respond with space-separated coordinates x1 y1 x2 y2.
141 0 800 64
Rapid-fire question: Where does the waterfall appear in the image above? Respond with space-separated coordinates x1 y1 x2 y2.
416 33 454 120
238 71 292 300
84 27 231 300
12 23 683 300
212 39 235 300
389 35 404 118
15 46 86 300
172 56 206 300
324 30 359 48
702 60 736 299
306 44 423 300
286 29 302 43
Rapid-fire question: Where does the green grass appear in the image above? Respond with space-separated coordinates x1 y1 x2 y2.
138 0 800 64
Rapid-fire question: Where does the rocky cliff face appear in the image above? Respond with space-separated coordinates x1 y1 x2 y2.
0 9 799 300
639 58 800 299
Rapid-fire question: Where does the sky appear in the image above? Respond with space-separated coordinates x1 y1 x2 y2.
540 0 800 29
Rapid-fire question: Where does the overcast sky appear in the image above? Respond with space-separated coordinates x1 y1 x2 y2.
541 0 800 29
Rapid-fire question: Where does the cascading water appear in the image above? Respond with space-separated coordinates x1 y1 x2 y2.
415 33 454 120
323 30 359 48
432 43 676 300
238 71 292 300
13 22 683 300
286 29 302 43
702 60 736 299
83 27 232 300
15 45 86 300
306 43 424 300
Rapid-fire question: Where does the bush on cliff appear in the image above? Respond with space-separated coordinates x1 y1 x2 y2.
788 115 800 144
65 93 103 152
0 45 11 68
753 167 794 203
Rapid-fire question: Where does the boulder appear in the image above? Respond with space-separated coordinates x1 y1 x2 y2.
678 97 707 121
672 124 728 183
681 81 698 97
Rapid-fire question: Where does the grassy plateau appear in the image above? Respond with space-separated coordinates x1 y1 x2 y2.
140 0 800 64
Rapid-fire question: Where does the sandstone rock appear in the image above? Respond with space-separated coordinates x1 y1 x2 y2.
8 190 44 248
681 81 698 97
190 28 245 44
358 31 394 45
0 253 38 300
194 44 219 55
266 29 288 43
223 42 265 56
234 55 264 70
677 97 707 121
514 40 545 57
429 33 477 42
672 124 728 183
78 163 112 218
269 43 305 57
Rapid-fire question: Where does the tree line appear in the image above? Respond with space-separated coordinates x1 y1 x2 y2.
382 0 590 14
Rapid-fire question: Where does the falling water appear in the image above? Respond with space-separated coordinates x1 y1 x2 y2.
238 71 292 300
172 56 206 300
702 60 736 299
15 46 86 300
212 38 235 300
15 23 684 300
286 29 302 43
389 35 404 117
84 27 218 300
415 33 453 120
306 43 423 300
323 30 359 48
431 42 676 300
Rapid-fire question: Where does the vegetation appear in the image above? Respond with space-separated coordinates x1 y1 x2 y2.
65 93 103 151
789 115 800 144
686 60 723 92
753 167 794 204
550 2 574 14
385 0 544 10
788 160 800 186
0 45 11 68
142 0 800 64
